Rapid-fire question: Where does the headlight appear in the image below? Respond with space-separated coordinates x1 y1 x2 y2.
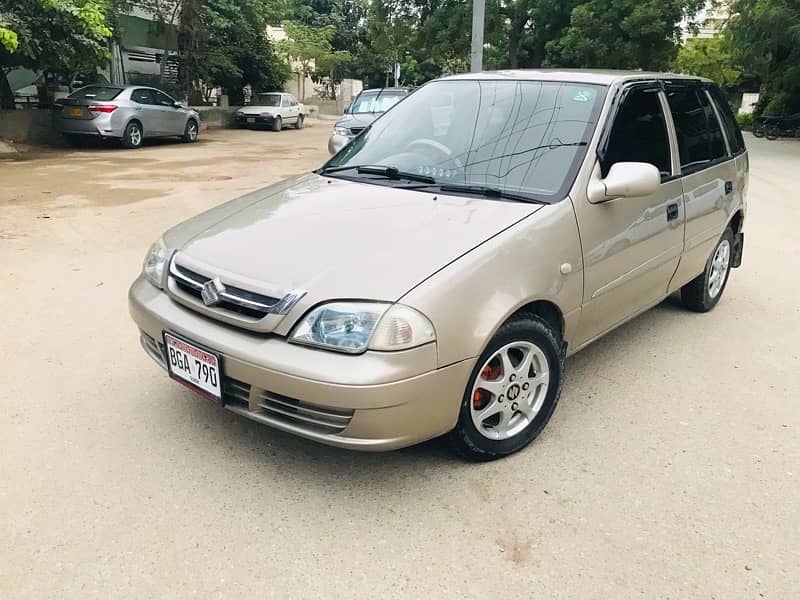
290 302 435 354
334 126 350 136
143 238 168 289
261 111 275 117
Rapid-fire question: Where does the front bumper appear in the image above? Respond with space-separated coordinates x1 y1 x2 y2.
235 114 276 128
129 275 472 451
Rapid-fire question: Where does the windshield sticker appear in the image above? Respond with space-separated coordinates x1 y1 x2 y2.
570 88 596 103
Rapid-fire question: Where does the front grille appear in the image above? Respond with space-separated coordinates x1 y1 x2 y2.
170 261 281 320
257 391 353 434
223 378 251 408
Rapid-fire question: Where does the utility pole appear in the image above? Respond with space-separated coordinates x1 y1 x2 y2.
470 0 485 72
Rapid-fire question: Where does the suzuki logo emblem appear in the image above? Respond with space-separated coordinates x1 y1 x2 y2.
201 277 225 307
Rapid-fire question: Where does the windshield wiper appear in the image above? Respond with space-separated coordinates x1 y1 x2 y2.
319 164 436 184
434 183 545 204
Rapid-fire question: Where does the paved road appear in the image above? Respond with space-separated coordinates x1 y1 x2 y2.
1 127 798 599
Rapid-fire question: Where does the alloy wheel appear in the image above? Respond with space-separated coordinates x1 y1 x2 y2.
708 239 730 299
470 341 550 440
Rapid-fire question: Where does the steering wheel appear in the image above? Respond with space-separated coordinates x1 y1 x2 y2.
407 138 464 169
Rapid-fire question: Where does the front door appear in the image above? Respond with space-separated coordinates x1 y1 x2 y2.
130 88 164 135
151 90 184 135
573 85 685 345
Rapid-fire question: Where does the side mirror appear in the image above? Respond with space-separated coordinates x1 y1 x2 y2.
587 161 661 203
173 101 183 109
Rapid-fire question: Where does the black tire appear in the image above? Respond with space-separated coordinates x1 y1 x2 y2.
765 125 779 140
680 228 734 313
182 119 199 143
752 125 765 138
272 116 282 132
295 114 304 129
447 316 565 461
121 121 143 149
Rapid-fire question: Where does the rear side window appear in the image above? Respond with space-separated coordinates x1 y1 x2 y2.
665 88 717 170
131 89 154 104
708 87 745 155
69 86 122 101
697 91 727 159
603 88 672 178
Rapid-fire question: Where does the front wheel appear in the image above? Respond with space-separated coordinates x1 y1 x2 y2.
680 228 734 313
183 120 198 143
295 114 304 129
765 125 780 140
272 116 282 132
448 316 565 461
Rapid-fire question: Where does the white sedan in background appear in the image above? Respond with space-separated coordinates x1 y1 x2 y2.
234 92 305 132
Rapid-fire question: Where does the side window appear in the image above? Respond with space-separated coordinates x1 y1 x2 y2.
665 88 719 170
281 96 290 107
697 91 727 159
708 86 745 155
131 89 154 105
603 88 672 178
152 91 174 107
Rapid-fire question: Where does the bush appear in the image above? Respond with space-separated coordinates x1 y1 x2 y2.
736 112 753 130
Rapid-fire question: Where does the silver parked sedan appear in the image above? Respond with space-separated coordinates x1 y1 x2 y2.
54 84 201 148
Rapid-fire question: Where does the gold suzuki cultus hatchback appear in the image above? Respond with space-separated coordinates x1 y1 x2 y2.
130 70 748 460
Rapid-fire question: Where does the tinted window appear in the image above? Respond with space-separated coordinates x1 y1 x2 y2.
666 88 721 170
152 90 174 107
708 87 745 154
697 91 726 159
603 88 671 177
326 80 605 201
69 86 122 101
131 89 155 105
254 94 281 106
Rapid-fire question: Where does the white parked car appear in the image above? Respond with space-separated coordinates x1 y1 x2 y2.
234 92 305 132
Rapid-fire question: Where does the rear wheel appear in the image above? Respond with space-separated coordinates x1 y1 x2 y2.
272 116 283 132
183 119 198 143
121 121 143 149
680 228 734 313
765 125 779 140
448 316 565 461
295 114 304 129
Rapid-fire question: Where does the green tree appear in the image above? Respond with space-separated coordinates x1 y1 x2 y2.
277 21 337 98
545 0 705 70
674 36 740 86
726 0 800 115
177 0 288 103
0 0 112 108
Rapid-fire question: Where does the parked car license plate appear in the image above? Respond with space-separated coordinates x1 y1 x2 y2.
163 332 222 404
69 107 82 116
247 117 256 124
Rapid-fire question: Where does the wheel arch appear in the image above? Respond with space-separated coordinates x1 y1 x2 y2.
727 209 743 234
504 300 565 340
126 117 143 133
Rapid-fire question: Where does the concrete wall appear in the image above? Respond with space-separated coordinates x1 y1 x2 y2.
0 110 60 145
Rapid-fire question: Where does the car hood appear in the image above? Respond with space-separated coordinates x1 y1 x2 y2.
335 114 380 130
167 174 541 321
238 105 281 115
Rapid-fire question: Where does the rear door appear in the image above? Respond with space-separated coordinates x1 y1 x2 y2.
130 88 164 135
574 84 685 344
663 85 739 292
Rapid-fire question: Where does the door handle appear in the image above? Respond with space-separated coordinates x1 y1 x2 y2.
666 203 679 221
724 181 733 195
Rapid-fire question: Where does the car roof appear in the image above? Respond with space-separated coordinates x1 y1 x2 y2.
441 69 712 86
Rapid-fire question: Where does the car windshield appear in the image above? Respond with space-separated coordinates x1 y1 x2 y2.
69 86 123 101
350 91 406 114
254 94 282 106
325 79 606 201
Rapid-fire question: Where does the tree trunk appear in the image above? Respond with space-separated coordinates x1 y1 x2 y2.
0 69 14 110
509 26 521 69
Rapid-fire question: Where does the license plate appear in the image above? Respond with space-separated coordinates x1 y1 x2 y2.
163 332 222 404
247 117 256 124
69 107 82 117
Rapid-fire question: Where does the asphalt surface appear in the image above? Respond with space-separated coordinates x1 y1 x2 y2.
1 126 798 599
